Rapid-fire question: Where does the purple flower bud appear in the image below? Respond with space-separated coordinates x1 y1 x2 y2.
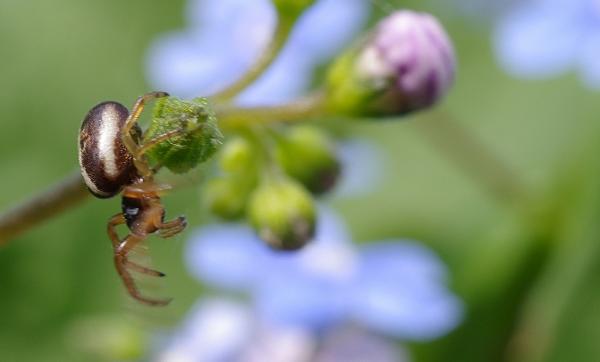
327 10 456 117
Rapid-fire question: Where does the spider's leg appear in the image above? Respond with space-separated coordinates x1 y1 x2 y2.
137 128 185 158
157 216 187 238
121 91 169 179
108 213 164 277
122 91 169 136
107 213 125 248
127 260 166 277
114 233 172 306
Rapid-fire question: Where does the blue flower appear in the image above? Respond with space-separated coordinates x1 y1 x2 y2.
493 0 600 88
156 298 407 362
185 208 463 341
146 0 370 104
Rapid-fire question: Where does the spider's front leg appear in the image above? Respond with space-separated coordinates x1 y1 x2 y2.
121 91 169 179
158 216 187 238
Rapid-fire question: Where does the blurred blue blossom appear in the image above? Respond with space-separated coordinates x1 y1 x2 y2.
493 0 600 88
146 0 370 105
333 138 385 198
185 209 463 341
156 298 407 362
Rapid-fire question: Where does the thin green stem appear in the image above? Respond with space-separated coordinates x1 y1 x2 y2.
216 92 326 131
0 171 89 245
211 20 294 102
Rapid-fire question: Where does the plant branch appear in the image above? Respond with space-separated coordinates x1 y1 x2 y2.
216 92 326 131
0 171 89 245
211 20 293 102
0 104 523 244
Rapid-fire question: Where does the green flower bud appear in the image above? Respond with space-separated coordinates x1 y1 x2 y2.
248 177 316 251
276 126 340 194
204 177 252 220
272 0 316 20
325 10 456 117
144 96 223 174
219 136 258 175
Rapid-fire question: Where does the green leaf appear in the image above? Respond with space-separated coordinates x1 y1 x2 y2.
144 97 223 174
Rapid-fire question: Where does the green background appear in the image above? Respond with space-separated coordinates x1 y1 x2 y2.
1 0 599 361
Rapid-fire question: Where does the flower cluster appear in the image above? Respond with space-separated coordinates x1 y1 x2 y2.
156 209 462 361
186 209 463 339
156 298 408 362
143 0 457 249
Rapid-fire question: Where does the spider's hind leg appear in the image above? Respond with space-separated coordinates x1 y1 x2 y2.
113 233 172 306
108 213 165 278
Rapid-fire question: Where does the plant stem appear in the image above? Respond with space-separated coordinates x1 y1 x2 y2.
211 20 293 102
415 110 527 205
0 96 325 245
0 171 89 245
0 104 523 244
216 92 326 131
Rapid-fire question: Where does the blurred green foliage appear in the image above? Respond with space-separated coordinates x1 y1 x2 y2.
2 0 600 361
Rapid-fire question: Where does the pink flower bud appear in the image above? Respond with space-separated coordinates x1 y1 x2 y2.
327 10 456 116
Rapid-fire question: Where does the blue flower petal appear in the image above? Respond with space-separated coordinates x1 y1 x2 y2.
334 139 385 197
235 55 313 106
291 0 370 63
186 0 274 39
146 33 232 98
350 241 463 340
157 298 253 362
237 0 370 106
147 0 274 97
315 327 407 362
248 209 358 330
255 271 350 330
185 224 272 290
149 0 369 104
578 29 600 89
493 1 583 78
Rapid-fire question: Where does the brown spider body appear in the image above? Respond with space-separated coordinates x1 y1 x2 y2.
78 92 186 306
78 101 141 198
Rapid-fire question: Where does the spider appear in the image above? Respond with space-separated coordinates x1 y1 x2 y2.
78 91 187 306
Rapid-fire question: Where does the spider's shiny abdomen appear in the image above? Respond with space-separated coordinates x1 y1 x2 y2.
78 101 139 198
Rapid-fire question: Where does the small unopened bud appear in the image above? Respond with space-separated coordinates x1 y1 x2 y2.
248 177 316 251
145 97 223 173
272 0 316 20
219 136 258 175
204 137 259 220
204 177 252 220
276 126 340 194
326 10 456 117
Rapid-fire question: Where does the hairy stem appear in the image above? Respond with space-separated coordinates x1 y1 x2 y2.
211 20 293 102
0 171 89 245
